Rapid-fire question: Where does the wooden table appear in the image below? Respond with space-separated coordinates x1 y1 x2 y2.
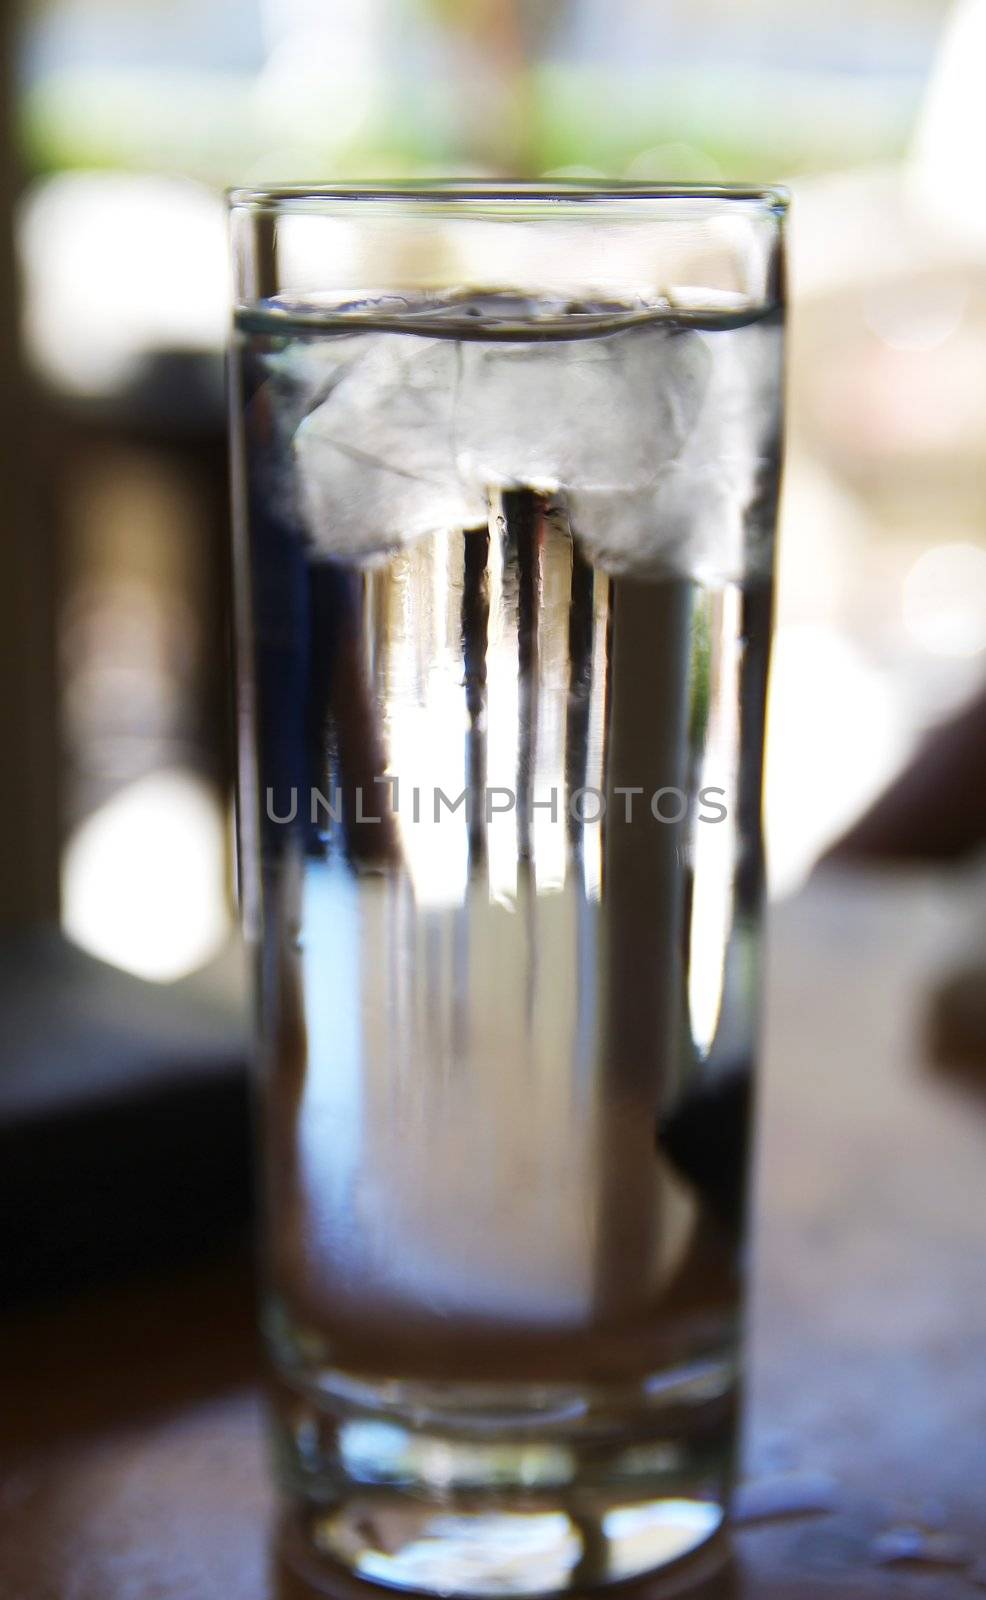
3 870 985 1598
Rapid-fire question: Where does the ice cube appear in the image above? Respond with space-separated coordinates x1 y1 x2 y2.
292 316 779 575
569 462 750 583
569 320 781 581
252 334 375 534
263 331 371 440
455 323 711 495
294 334 486 557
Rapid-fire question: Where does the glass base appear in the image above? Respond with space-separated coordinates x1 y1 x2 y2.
271 1361 737 1597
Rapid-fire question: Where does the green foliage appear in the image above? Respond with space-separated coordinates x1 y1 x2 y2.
20 57 917 186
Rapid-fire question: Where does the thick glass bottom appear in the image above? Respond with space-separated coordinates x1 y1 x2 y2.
271 1361 737 1597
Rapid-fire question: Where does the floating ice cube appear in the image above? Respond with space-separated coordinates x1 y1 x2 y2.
250 333 377 535
570 319 781 581
292 314 780 578
294 334 486 557
264 331 371 440
455 323 711 494
570 466 745 584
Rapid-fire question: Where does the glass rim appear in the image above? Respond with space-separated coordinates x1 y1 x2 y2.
226 179 789 216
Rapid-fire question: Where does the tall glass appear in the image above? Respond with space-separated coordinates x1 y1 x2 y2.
228 183 786 1597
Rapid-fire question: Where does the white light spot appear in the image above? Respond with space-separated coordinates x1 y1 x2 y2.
19 173 227 397
902 541 986 658
863 279 966 353
765 625 908 895
62 769 230 982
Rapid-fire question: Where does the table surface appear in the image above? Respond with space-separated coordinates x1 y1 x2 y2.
3 870 986 1600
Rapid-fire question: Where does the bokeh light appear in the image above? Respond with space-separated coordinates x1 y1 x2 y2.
62 770 230 981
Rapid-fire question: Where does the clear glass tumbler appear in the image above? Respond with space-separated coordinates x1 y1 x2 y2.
228 183 786 1597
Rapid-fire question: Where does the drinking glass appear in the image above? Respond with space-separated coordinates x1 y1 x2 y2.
228 182 786 1597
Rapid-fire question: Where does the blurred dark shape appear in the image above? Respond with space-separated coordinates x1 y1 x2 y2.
824 684 986 864
0 13 58 927
927 965 986 1090
461 520 491 869
71 347 226 440
824 682 986 1086
503 487 543 866
0 929 251 1302
659 1063 751 1232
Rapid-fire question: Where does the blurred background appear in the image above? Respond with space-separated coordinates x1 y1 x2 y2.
8 0 986 988
5 0 986 1278
3 7 986 1591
